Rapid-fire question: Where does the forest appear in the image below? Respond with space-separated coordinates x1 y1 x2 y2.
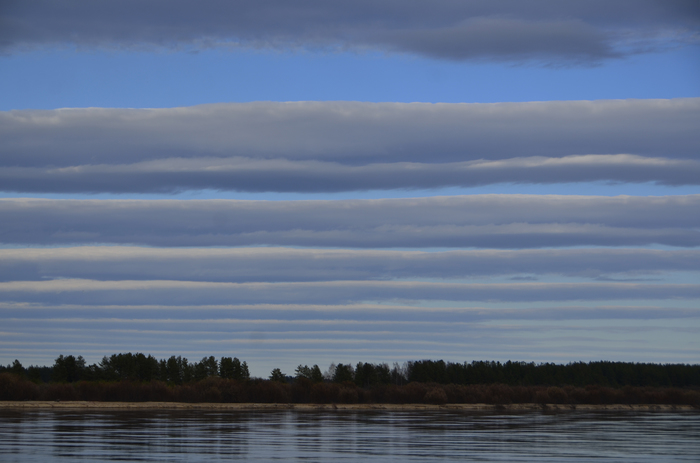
1 354 699 406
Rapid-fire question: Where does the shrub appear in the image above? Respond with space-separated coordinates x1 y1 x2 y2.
41 384 78 401
547 387 568 404
424 387 448 405
338 387 359 404
311 383 340 403
0 373 39 401
485 384 513 405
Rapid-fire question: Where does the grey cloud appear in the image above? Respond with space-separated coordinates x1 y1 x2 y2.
1 247 698 282
4 303 698 323
0 319 689 347
5 302 700 326
377 18 614 62
3 100 697 165
3 155 700 194
1 279 697 305
1 100 699 193
1 195 699 248
2 0 697 63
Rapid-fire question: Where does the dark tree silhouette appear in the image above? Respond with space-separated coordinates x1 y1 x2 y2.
10 360 24 377
230 357 250 380
269 368 286 382
52 355 86 383
195 356 218 381
333 363 354 383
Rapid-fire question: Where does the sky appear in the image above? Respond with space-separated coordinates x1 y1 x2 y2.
1 0 699 377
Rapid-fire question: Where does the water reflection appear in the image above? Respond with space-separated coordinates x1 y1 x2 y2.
0 409 698 462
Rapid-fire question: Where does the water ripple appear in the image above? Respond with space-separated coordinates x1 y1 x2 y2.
0 409 698 462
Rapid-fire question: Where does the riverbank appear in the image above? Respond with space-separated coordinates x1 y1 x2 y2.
0 401 696 411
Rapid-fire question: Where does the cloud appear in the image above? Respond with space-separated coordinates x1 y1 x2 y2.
1 279 698 305
1 195 699 248
3 155 700 194
1 246 698 282
2 0 698 63
1 100 698 193
2 3 699 369
3 302 699 322
4 302 698 370
4 302 699 322
3 100 697 163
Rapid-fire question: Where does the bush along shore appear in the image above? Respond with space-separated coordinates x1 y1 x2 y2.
1 355 699 406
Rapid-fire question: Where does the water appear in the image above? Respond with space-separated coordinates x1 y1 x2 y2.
0 409 698 462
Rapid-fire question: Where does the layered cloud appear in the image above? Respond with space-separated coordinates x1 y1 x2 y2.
2 247 698 282
2 0 698 63
2 3 699 371
4 155 700 194
4 303 698 323
2 100 699 193
1 195 698 248
3 300 698 369
2 278 699 306
5 313 695 368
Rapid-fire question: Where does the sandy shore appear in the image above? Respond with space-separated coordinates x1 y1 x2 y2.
0 401 696 411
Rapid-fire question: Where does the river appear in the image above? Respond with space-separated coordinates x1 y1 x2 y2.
1 409 698 461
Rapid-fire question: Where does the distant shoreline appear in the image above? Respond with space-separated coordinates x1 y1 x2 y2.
0 401 696 412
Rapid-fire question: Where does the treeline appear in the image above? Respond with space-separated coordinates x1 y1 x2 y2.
1 373 699 406
0 354 250 385
310 360 700 389
404 360 700 388
2 355 699 389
